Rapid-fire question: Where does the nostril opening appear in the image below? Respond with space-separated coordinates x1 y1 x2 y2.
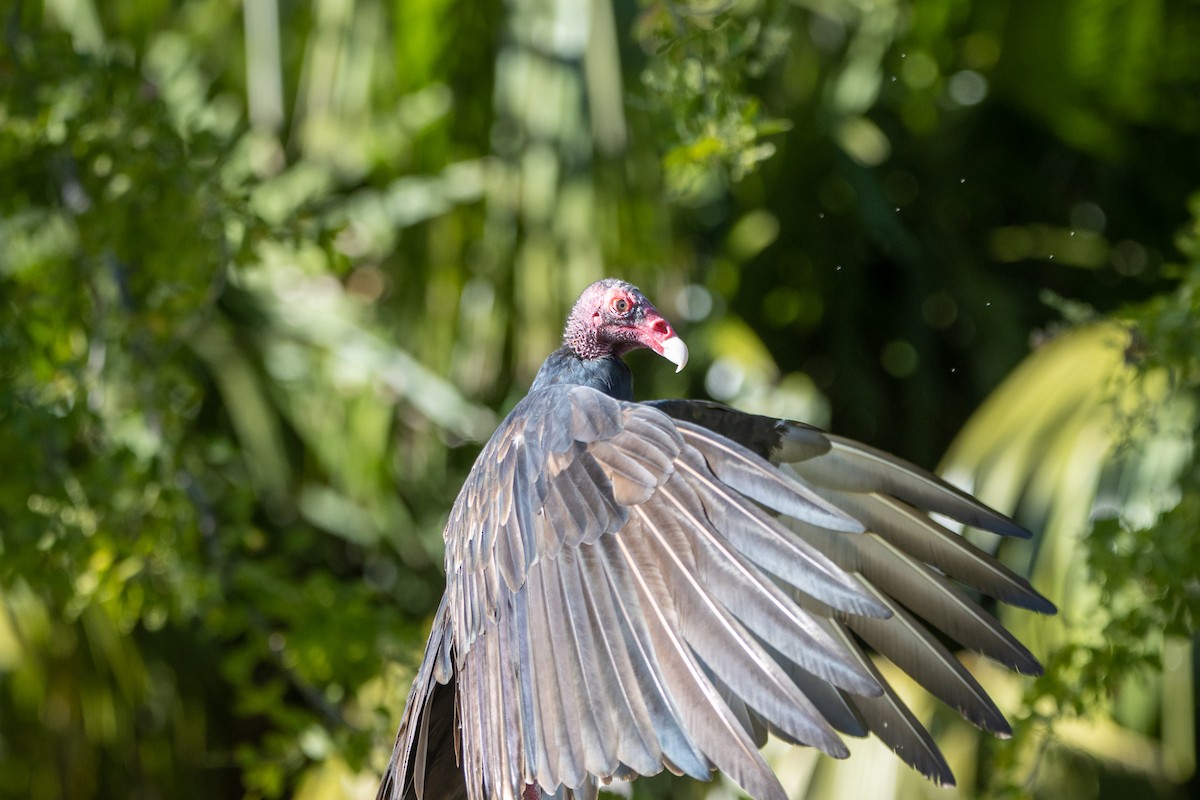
653 320 670 336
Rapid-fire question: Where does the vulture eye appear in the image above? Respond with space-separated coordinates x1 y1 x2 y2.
612 297 630 314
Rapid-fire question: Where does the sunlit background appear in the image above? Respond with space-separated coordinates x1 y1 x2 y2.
1 0 1198 798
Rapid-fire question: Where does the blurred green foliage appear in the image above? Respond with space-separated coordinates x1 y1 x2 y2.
2 0 1200 799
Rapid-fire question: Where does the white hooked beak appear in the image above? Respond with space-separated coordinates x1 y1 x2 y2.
659 335 689 373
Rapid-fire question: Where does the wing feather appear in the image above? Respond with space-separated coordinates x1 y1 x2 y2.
795 434 1031 538
558 548 660 776
838 583 1012 736
541 553 615 774
609 528 789 800
823 490 1055 613
592 538 711 781
817 618 956 786
525 566 584 791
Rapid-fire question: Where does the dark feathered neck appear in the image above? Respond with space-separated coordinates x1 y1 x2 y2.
529 347 634 401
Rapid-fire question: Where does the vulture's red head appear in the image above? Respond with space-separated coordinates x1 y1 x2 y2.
564 279 689 372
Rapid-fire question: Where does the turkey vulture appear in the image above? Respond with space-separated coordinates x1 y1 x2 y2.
378 279 1054 800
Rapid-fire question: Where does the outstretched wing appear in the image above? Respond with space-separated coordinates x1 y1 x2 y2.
381 390 1052 800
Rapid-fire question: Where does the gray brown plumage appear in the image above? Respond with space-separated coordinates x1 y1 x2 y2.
377 279 1054 800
